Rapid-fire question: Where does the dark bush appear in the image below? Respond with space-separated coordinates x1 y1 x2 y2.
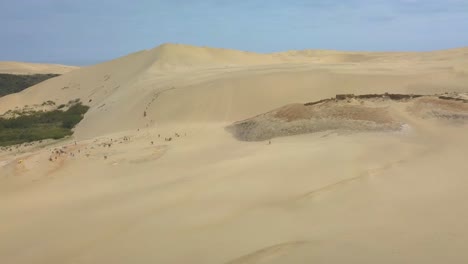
0 103 89 146
0 73 60 97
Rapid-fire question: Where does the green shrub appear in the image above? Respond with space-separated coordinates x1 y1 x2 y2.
0 102 89 146
0 73 60 97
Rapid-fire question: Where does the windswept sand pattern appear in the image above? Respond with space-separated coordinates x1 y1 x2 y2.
293 159 407 203
226 241 310 264
143 87 176 117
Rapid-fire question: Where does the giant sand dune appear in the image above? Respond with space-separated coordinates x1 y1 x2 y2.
1 44 468 263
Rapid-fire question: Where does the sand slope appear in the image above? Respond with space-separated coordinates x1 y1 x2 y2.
1 44 468 263
0 61 78 75
1 43 467 139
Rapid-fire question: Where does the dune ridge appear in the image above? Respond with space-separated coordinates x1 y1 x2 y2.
227 93 468 141
0 61 78 75
1 43 467 139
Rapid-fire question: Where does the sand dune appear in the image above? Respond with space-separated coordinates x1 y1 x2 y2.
227 94 468 141
1 43 467 139
0 61 78 75
1 44 468 263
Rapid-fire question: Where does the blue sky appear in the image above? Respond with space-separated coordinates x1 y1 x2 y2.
1 0 467 65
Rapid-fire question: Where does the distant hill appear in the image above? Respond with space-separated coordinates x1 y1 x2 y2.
0 61 78 75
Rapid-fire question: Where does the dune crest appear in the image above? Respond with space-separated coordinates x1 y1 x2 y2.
0 61 78 75
150 43 280 67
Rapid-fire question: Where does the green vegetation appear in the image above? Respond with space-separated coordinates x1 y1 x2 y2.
0 102 89 146
0 73 60 97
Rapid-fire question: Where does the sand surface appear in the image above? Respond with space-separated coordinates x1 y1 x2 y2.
1 44 468 263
